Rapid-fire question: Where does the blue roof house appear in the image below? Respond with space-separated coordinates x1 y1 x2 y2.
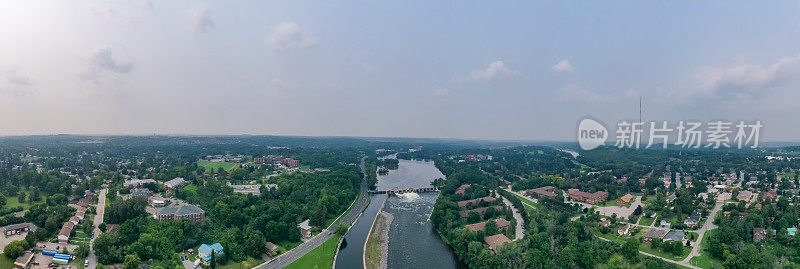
198 243 224 263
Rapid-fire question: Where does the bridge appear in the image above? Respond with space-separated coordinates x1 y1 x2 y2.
369 187 439 195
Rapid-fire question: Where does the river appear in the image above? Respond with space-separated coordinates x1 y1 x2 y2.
334 158 464 269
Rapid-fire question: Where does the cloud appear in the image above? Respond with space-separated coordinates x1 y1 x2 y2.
188 4 214 35
89 46 132 74
462 61 520 82
431 86 451 97
6 68 35 86
556 83 618 103
266 22 316 53
687 54 800 100
624 89 638 99
551 59 574 73
268 78 298 91
82 46 132 83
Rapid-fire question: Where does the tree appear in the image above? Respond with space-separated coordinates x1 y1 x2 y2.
336 225 348 236
485 220 498 235
311 204 327 227
123 254 141 269
3 240 28 259
633 205 643 216
210 250 217 269
0 194 7 208
622 238 640 263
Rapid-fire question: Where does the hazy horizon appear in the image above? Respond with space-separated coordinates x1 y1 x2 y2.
2 1 800 141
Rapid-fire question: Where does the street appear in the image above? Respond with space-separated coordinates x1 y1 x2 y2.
86 188 107 269
499 195 525 240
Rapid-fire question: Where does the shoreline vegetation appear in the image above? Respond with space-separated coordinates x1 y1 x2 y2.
365 210 393 269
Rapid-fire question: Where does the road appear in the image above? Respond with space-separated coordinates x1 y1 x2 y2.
682 191 727 264
86 188 107 269
254 156 370 269
499 195 525 240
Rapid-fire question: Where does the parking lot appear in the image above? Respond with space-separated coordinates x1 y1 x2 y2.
0 231 28 255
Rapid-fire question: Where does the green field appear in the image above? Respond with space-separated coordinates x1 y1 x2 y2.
689 229 723 268
0 255 13 269
510 192 541 210
3 191 33 211
218 257 265 269
638 215 655 226
198 160 239 171
284 234 341 269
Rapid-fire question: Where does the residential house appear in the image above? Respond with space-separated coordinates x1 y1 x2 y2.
684 212 702 228
69 216 80 226
659 220 671 229
618 224 631 236
753 228 766 242
600 219 611 228
265 242 279 256
198 243 224 264
58 222 74 244
459 206 503 219
76 208 86 221
455 184 471 196
484 234 512 252
155 204 205 222
457 197 497 207
763 190 778 202
788 227 797 237
464 218 511 232
616 194 634 206
567 189 608 204
298 219 313 238
643 228 668 241
528 186 557 200
663 230 685 242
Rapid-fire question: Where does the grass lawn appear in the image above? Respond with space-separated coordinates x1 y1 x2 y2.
639 242 690 261
285 234 341 269
4 191 33 210
688 229 723 268
184 183 199 193
690 254 723 269
218 257 265 269
509 192 541 210
638 215 655 226
686 232 699 242
198 160 239 171
0 255 13 269
597 232 628 245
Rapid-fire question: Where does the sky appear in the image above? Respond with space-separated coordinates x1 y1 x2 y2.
1 1 800 141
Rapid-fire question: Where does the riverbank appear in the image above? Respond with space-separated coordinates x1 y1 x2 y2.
365 211 393 269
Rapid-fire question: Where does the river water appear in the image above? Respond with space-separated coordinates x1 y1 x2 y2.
334 158 464 269
379 159 465 269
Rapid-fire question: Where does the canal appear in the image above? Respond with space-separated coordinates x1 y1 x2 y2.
334 193 387 269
